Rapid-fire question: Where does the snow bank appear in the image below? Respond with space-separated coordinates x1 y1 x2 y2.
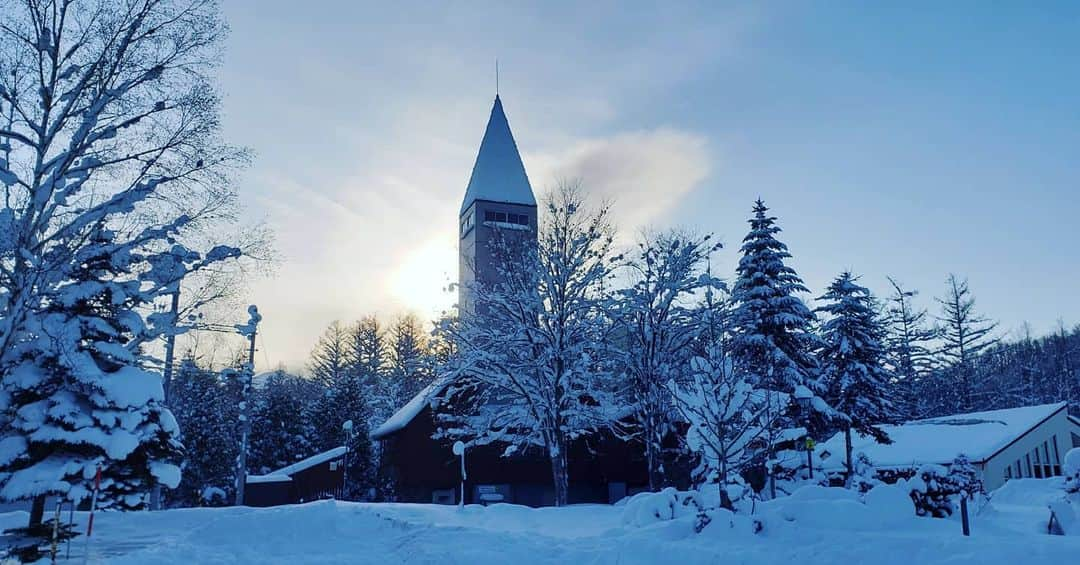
621 488 703 528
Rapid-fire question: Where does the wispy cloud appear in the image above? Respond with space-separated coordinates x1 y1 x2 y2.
529 129 712 234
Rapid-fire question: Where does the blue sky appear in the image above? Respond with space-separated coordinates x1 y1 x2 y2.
219 1 1080 369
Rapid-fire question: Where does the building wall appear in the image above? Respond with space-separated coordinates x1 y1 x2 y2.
381 405 655 507
458 199 538 311
982 408 1073 491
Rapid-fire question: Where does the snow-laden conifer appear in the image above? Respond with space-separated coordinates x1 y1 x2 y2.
816 271 894 479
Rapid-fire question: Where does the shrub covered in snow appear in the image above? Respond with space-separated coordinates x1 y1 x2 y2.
948 454 984 498
621 488 705 528
908 464 956 517
1064 447 1080 499
904 454 984 518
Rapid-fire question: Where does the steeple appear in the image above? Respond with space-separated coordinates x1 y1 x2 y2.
460 95 535 215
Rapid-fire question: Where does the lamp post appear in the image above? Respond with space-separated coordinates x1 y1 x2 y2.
452 441 466 508
794 386 814 480
342 420 355 500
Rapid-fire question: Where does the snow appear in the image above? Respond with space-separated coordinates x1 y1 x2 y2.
268 446 346 476
370 377 447 440
1065 447 1080 477
460 95 536 214
3 479 1077 563
818 402 1067 469
245 474 292 484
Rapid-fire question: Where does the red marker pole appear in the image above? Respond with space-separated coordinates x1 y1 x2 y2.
83 465 102 564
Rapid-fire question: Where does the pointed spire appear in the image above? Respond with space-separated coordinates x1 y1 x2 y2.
460 96 535 215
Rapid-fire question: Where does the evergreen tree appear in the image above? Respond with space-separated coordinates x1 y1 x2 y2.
1 242 183 524
728 199 833 490
168 359 238 507
936 275 998 413
388 314 433 408
307 321 373 499
249 370 318 475
730 200 822 395
883 278 938 419
816 272 894 480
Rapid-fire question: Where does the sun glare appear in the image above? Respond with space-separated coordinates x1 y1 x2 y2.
388 236 458 319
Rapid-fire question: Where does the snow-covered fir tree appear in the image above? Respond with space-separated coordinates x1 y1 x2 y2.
816 271 894 480
167 359 238 507
729 200 823 394
439 183 617 507
883 277 938 419
935 275 998 413
0 0 247 527
617 230 721 490
249 370 318 475
728 199 832 494
0 237 184 523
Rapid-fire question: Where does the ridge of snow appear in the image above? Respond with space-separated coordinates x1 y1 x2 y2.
269 446 346 476
371 377 449 440
460 96 535 215
246 474 293 484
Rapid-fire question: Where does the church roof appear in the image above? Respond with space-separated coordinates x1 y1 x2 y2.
460 96 536 215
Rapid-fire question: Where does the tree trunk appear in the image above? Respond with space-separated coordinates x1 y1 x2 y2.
549 436 569 507
718 483 734 511
844 425 854 484
28 494 46 528
645 426 660 491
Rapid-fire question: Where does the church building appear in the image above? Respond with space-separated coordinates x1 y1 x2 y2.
371 96 651 506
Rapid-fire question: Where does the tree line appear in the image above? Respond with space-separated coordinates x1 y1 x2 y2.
436 183 1078 508
164 314 441 506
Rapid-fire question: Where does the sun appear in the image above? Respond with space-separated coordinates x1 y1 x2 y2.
388 236 458 319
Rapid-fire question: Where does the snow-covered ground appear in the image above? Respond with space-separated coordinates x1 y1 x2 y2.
2 480 1077 564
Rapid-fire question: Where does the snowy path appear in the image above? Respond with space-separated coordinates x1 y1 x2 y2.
2 487 1079 564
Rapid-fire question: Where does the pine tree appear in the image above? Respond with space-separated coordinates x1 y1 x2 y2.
883 278 938 419
168 359 238 507
936 275 998 413
730 200 822 395
307 321 373 499
249 370 318 475
388 314 433 408
816 272 894 480
728 200 832 496
1 243 183 523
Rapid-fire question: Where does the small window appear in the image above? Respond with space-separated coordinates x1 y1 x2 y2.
485 211 497 222
518 215 529 226
329 461 339 471
495 212 507 223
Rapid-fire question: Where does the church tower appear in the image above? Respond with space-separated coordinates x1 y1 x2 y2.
458 95 538 310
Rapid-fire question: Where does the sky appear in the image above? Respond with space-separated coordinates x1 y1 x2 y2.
217 1 1080 371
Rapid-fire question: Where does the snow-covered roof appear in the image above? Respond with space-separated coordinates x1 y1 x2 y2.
246 474 293 484
460 95 535 215
818 402 1068 469
371 377 449 440
269 446 347 476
